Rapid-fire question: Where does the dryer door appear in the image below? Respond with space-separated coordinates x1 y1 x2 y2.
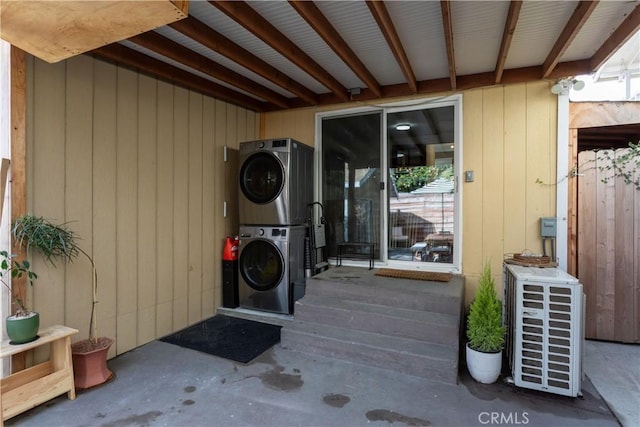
239 239 285 291
239 152 285 204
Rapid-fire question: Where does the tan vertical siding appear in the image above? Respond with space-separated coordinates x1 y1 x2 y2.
187 92 204 326
462 89 488 288
262 81 557 302
225 105 238 237
213 100 227 306
525 83 556 249
92 59 118 356
481 86 504 282
503 85 527 257
155 80 175 338
32 59 66 329
201 97 216 318
261 107 316 147
26 55 258 357
115 66 139 354
64 55 94 344
461 89 484 290
137 74 158 346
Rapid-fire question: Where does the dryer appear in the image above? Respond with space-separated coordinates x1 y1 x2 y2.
239 138 314 225
238 225 306 315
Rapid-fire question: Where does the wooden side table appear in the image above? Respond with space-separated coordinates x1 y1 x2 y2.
1 325 78 424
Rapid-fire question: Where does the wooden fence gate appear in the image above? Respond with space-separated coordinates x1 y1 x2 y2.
577 147 639 343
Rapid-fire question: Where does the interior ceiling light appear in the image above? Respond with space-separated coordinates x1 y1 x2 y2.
551 78 585 95
395 124 411 131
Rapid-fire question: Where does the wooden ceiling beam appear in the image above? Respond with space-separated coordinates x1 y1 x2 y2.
284 56 596 110
440 0 457 90
128 31 290 109
290 0 382 98
91 43 268 112
169 16 317 106
547 59 591 79
366 0 417 94
542 1 599 78
210 0 349 102
90 43 606 115
495 1 522 84
590 4 640 71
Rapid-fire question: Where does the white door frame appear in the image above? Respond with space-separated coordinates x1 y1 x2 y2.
315 94 463 272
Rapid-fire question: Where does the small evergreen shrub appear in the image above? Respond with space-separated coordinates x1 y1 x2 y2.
467 262 505 353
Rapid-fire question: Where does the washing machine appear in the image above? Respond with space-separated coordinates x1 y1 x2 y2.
238 225 306 314
239 138 314 225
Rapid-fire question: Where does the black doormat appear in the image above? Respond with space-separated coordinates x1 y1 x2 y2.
159 315 282 363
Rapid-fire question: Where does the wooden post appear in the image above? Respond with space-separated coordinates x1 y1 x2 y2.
10 46 27 372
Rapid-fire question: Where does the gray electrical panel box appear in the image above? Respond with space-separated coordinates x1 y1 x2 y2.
540 217 557 237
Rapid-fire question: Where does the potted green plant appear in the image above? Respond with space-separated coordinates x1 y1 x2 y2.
12 214 113 389
1 250 39 344
466 262 505 384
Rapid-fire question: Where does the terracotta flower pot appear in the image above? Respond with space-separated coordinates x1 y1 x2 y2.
71 337 114 389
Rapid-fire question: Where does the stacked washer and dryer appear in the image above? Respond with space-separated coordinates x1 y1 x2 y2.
237 138 314 315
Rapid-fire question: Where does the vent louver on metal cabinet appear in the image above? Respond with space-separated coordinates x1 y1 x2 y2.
503 263 585 397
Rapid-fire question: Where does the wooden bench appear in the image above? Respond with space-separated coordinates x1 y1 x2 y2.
1 325 78 424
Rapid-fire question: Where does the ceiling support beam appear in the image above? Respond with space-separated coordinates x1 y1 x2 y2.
440 0 457 90
288 60 593 110
129 31 290 109
91 44 601 113
170 16 317 106
542 1 599 78
590 4 640 71
210 0 349 102
366 0 417 94
495 1 522 84
92 43 268 112
290 0 382 98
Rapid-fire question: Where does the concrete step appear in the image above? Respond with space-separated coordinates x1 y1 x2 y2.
281 320 458 384
294 294 459 346
306 266 464 315
282 266 464 384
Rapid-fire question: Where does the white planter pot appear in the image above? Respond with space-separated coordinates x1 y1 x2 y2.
466 343 502 384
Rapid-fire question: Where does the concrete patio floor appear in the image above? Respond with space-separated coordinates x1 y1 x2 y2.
6 329 638 427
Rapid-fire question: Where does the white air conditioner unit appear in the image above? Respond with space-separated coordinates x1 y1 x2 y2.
503 263 585 397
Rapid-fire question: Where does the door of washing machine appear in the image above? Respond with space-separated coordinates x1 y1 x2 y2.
239 239 285 292
239 152 285 205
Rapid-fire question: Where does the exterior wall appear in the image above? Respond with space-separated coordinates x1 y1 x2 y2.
262 81 558 303
25 54 258 358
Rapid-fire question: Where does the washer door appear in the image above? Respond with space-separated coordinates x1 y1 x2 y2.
239 152 285 204
239 239 285 291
